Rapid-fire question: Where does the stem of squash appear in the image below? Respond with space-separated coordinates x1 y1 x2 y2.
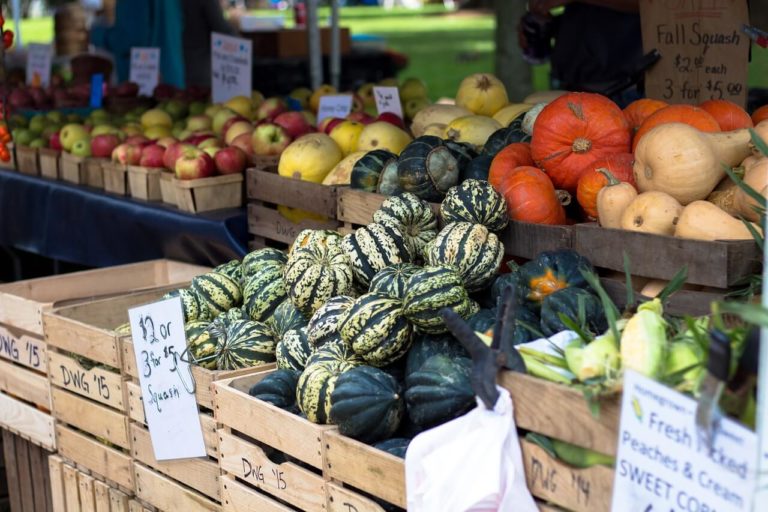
597 168 621 186
572 137 592 154
556 189 572 206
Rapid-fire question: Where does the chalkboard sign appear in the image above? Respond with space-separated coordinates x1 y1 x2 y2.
639 0 750 106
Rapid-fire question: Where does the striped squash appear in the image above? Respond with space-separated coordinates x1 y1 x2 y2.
297 339 363 424
307 295 355 348
216 319 276 370
373 193 438 257
425 222 504 292
242 248 287 279
440 179 509 232
268 299 308 341
369 263 421 300
338 292 413 367
213 259 243 284
191 272 243 317
403 265 474 334
341 222 413 289
243 265 287 322
276 327 314 372
163 288 205 323
284 241 355 316
185 322 217 369
292 229 342 253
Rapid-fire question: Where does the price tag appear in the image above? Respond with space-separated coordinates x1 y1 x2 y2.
317 95 353 124
211 32 252 104
639 0 749 106
26 43 52 87
128 297 206 461
373 86 403 119
130 47 160 97
611 371 757 512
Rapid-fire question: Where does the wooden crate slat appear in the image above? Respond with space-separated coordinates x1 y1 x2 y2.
78 472 97 512
0 392 56 450
0 325 47 372
62 463 80 512
14 433 36 512
2 430 22 512
0 358 50 407
49 456 66 512
130 424 220 501
55 425 133 489
220 475 295 512
51 387 131 449
28 440 52 512
93 480 111 512
134 463 221 512
47 351 125 410
601 276 728 317
248 203 340 246
109 489 130 512
246 168 338 217
43 315 121 369
499 221 574 259
326 481 389 512
218 430 325 511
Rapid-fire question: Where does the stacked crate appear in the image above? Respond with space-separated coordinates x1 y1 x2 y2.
49 455 134 512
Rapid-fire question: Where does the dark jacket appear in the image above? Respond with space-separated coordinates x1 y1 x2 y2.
182 0 239 88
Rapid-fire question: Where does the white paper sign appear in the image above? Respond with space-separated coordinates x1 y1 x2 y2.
373 86 403 118
26 44 52 87
317 95 353 124
128 297 206 461
130 47 160 97
211 32 252 104
612 371 757 512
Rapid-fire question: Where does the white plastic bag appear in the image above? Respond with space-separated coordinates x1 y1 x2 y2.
405 386 538 512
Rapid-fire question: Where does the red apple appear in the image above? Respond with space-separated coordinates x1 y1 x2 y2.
125 135 150 146
183 133 216 146
91 134 121 158
111 143 143 165
140 144 166 168
163 142 192 170
49 132 63 151
175 146 216 180
251 123 291 156
214 146 247 175
273 111 312 139
376 112 406 130
256 97 288 121
319 117 345 135
230 132 255 161
220 116 248 139
347 111 375 125
224 120 253 146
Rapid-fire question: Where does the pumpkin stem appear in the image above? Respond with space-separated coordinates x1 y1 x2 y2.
597 168 621 186
572 137 591 153
556 189 572 206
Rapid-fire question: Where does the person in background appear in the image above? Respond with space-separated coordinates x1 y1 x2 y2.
519 0 643 107
182 0 242 88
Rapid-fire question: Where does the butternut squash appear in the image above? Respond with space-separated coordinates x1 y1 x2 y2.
706 176 739 216
620 191 682 235
733 156 768 221
596 170 637 229
633 123 752 205
674 201 758 241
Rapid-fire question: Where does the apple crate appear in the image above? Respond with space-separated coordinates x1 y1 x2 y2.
39 148 61 180
49 454 135 512
60 152 86 184
0 259 206 451
128 165 163 201
175 174 244 214
16 145 40 175
246 167 340 249
103 160 131 196
213 371 331 512
84 157 107 189
159 171 177 205
252 155 280 171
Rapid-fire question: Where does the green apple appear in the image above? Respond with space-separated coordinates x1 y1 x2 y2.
28 115 47 135
124 112 139 123
175 128 191 140
189 101 207 116
399 77 428 101
12 128 34 146
205 104 224 118
46 111 63 124
91 124 120 137
60 124 90 151
165 99 188 121
173 120 186 132
90 109 110 123
29 138 47 149
70 138 92 157
9 115 28 129
212 108 238 135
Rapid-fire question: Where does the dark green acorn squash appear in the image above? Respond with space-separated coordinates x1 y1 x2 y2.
444 140 477 172
369 263 421 300
440 179 509 232
466 308 496 334
515 250 594 309
405 333 469 376
397 136 459 202
405 354 474 428
539 287 606 337
351 149 398 192
248 369 300 413
329 366 404 443
376 159 403 196
481 121 531 157
373 438 411 458
460 155 492 182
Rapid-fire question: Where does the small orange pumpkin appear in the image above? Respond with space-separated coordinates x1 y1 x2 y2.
530 92 631 192
632 104 720 151
752 105 768 126
576 152 635 219
699 99 753 131
623 98 667 133
497 166 567 225
488 142 533 191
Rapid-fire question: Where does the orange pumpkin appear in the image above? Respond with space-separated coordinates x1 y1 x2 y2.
623 98 667 133
530 92 631 192
497 166 567 225
488 142 533 191
576 152 635 219
632 104 720 151
699 99 753 131
752 105 768 126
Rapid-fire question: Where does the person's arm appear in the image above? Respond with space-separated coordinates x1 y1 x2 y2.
201 0 239 36
530 0 639 16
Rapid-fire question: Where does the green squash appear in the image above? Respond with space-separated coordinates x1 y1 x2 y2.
292 229 343 252
307 295 355 348
329 366 404 443
425 222 504 292
215 319 276 370
369 263 421 300
268 299 308 341
444 140 478 173
213 259 243 284
241 248 287 280
186 327 217 369
465 308 496 334
397 136 459 202
284 240 355 316
515 250 595 309
341 222 413 289
248 369 300 413
405 333 469 376
376 158 403 196
440 179 509 232
460 155 492 182
373 192 438 257
276 327 314 372
338 292 413 367
403 265 474 334
481 121 531 157
351 149 398 192
405 354 475 428
243 265 287 322
164 288 206 323
540 287 606 337
374 438 411 458
191 272 243 317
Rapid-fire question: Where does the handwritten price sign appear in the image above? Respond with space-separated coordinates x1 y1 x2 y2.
128 297 206 461
26 43 52 87
373 86 403 119
317 95 353 124
211 32 252 104
130 47 160 97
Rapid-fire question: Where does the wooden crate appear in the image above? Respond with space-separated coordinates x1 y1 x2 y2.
500 221 574 260
336 188 439 232
83 158 107 189
16 146 39 176
128 166 163 202
573 222 761 289
39 149 61 180
175 174 244 214
49 455 134 512
247 167 340 248
60 153 85 184
159 172 177 206
133 463 221 512
55 424 134 491
2 429 53 512
213 371 330 511
103 161 130 196
220 475 300 512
